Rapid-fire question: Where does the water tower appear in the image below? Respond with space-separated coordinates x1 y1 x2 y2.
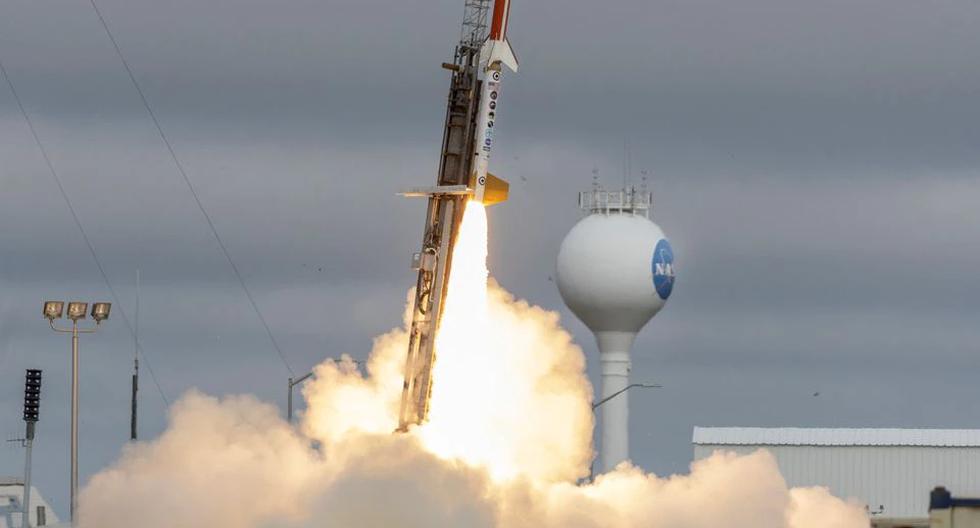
556 185 675 473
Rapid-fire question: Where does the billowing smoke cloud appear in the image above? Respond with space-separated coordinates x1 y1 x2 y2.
78 207 868 528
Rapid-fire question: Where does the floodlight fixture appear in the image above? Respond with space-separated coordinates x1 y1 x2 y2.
91 302 111 323
21 369 43 528
43 301 64 321
67 302 88 322
23 369 42 423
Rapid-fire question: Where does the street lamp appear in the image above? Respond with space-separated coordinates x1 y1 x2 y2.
287 372 314 423
587 382 661 482
592 383 661 411
43 299 110 525
287 358 361 423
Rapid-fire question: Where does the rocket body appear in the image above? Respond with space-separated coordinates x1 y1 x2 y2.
469 0 517 205
469 68 505 204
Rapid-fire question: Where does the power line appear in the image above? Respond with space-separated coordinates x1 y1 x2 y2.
0 56 170 407
86 0 295 377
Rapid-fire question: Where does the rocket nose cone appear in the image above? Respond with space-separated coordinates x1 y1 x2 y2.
489 0 511 40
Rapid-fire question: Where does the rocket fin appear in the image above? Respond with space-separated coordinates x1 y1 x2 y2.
480 38 519 73
481 173 509 205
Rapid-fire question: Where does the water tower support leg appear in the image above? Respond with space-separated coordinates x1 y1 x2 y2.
596 331 636 474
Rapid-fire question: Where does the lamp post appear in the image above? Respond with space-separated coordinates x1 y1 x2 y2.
22 369 42 528
591 383 661 411
43 300 110 525
588 382 661 482
287 359 361 423
287 372 314 423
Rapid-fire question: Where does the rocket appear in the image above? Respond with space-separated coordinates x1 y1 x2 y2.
469 0 518 205
396 0 520 431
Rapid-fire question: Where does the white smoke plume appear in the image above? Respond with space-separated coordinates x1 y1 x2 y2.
78 206 869 528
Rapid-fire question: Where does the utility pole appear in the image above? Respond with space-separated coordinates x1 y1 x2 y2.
22 369 42 528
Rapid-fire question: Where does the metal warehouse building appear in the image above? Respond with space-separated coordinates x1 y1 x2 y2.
693 427 980 528
0 477 61 528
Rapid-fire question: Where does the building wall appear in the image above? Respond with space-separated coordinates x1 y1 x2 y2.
931 506 980 528
694 445 980 519
0 482 60 528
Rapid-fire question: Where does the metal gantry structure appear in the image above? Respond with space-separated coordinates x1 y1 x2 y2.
396 0 495 431
460 0 493 49
397 0 516 431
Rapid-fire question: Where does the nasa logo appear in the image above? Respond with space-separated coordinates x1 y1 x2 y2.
651 239 675 300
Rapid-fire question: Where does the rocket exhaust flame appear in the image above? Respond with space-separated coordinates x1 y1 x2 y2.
421 204 493 453
420 204 553 479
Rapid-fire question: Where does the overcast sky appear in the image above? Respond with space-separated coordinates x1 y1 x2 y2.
1 0 979 517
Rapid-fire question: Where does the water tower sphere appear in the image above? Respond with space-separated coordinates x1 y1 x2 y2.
556 214 673 334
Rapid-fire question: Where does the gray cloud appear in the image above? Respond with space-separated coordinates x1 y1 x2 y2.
2 0 979 517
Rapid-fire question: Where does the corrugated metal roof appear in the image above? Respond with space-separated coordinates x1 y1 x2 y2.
693 427 980 447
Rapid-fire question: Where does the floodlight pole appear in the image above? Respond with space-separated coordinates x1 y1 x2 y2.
70 321 78 524
22 422 34 528
21 368 42 528
48 319 99 525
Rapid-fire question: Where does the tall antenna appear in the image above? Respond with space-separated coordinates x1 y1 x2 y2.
628 141 632 187
131 269 140 441
623 139 633 189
